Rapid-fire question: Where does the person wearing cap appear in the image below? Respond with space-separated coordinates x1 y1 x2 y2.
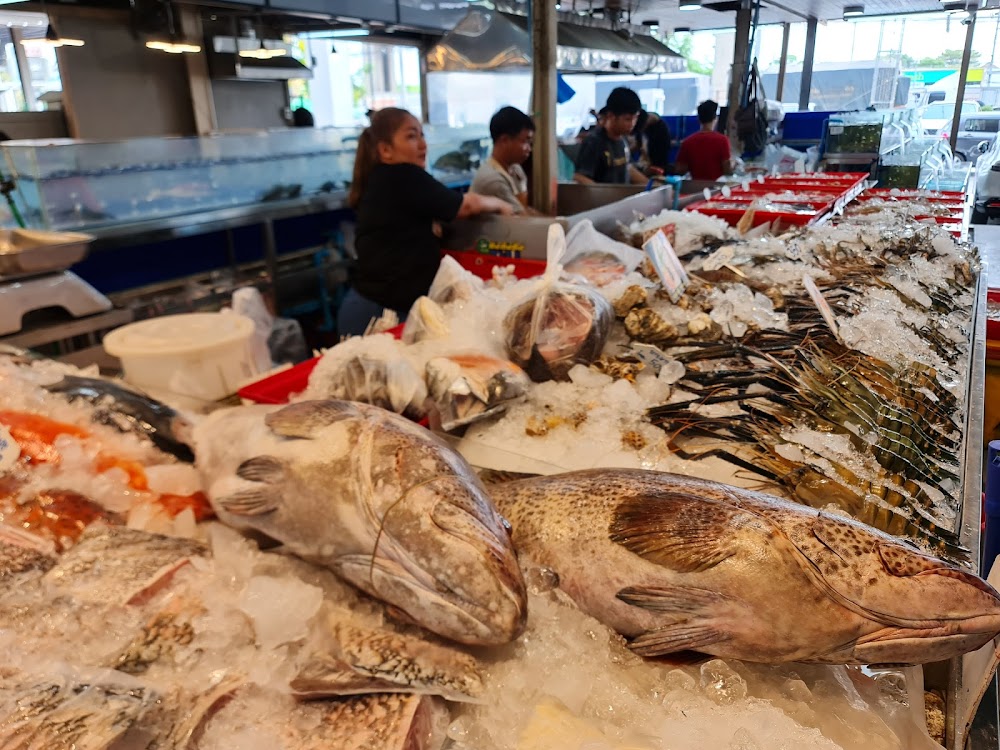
674 100 734 181
573 87 647 185
470 106 540 215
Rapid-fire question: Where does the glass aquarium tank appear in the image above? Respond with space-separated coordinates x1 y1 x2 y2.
3 124 489 232
825 112 884 155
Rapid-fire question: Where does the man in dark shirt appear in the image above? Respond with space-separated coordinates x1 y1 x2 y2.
675 100 734 181
573 88 647 185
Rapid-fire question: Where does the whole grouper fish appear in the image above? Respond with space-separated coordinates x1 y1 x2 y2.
490 468 1000 665
194 400 527 646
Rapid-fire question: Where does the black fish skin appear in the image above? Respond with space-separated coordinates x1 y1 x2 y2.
43 375 195 462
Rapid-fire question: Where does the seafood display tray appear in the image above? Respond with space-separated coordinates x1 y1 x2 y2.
0 229 93 278
685 199 831 228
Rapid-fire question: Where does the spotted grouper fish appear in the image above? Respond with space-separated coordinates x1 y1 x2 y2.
194 400 526 646
490 468 1000 665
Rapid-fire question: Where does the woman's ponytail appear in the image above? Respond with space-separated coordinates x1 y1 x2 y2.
348 127 376 209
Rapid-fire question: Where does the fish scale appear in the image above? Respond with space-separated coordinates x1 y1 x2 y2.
490 468 1000 666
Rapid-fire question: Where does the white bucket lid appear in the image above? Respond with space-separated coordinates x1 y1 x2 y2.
104 312 255 357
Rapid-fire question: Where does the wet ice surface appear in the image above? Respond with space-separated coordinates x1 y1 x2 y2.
448 589 940 750
0 359 207 540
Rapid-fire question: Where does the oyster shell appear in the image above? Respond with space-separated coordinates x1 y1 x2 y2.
624 309 679 345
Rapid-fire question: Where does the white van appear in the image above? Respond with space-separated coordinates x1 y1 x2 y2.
922 101 980 135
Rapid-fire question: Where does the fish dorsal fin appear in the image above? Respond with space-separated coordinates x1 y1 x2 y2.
609 492 762 573
265 400 361 439
877 541 947 577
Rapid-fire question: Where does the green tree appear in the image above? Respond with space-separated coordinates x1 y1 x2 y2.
899 53 916 68
668 33 713 76
917 49 981 68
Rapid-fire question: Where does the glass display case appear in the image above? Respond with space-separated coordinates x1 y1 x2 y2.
2 125 490 232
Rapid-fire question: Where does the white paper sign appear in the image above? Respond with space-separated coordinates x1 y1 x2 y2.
631 343 674 374
0 423 20 473
643 229 689 303
702 244 737 272
802 274 840 339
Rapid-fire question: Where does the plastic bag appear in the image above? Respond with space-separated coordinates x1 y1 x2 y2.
230 286 274 373
563 219 646 287
426 353 530 432
428 254 484 305
504 283 614 382
304 334 426 418
268 317 309 365
402 296 450 344
764 144 807 174
503 224 613 382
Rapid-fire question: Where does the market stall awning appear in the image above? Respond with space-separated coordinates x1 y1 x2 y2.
426 8 686 75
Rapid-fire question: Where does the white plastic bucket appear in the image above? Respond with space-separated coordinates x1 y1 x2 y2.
103 312 259 408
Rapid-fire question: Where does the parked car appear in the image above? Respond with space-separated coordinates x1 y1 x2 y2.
938 111 1000 162
972 134 1000 222
921 101 980 135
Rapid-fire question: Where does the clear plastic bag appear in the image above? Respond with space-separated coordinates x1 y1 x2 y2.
563 219 646 287
426 353 530 432
230 286 274 373
402 296 450 344
504 284 613 382
304 335 427 418
503 225 613 382
428 254 484 305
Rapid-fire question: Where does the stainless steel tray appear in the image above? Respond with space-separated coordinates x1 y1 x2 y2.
0 228 94 278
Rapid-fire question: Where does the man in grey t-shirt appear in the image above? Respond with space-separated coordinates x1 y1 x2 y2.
471 106 537 214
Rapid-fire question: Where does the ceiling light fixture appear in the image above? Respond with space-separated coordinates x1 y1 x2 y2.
674 26 691 32
842 4 864 18
145 2 200 54
642 19 659 27
679 0 701 10
322 28 371 37
239 39 287 59
22 21 84 48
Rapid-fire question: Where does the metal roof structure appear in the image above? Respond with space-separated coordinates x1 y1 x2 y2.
549 0 984 32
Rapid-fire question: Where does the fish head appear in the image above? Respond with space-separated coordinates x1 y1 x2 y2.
245 400 528 646
346 423 526 646
354 468 527 647
800 513 1000 662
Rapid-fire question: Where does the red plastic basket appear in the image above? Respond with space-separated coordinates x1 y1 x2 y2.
445 250 547 280
238 358 321 404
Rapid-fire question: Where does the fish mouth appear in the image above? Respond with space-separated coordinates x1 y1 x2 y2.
854 624 1000 665
335 480 527 646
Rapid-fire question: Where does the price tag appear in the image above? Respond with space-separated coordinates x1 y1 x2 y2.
642 228 689 303
721 185 732 198
829 125 844 135
0 423 20 473
802 274 840 339
702 244 736 272
757 175 765 184
703 188 712 201
631 343 674 374
741 180 750 192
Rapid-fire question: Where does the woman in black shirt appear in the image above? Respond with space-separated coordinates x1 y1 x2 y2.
339 108 513 337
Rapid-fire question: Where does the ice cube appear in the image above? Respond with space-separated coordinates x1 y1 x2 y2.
700 659 748 705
